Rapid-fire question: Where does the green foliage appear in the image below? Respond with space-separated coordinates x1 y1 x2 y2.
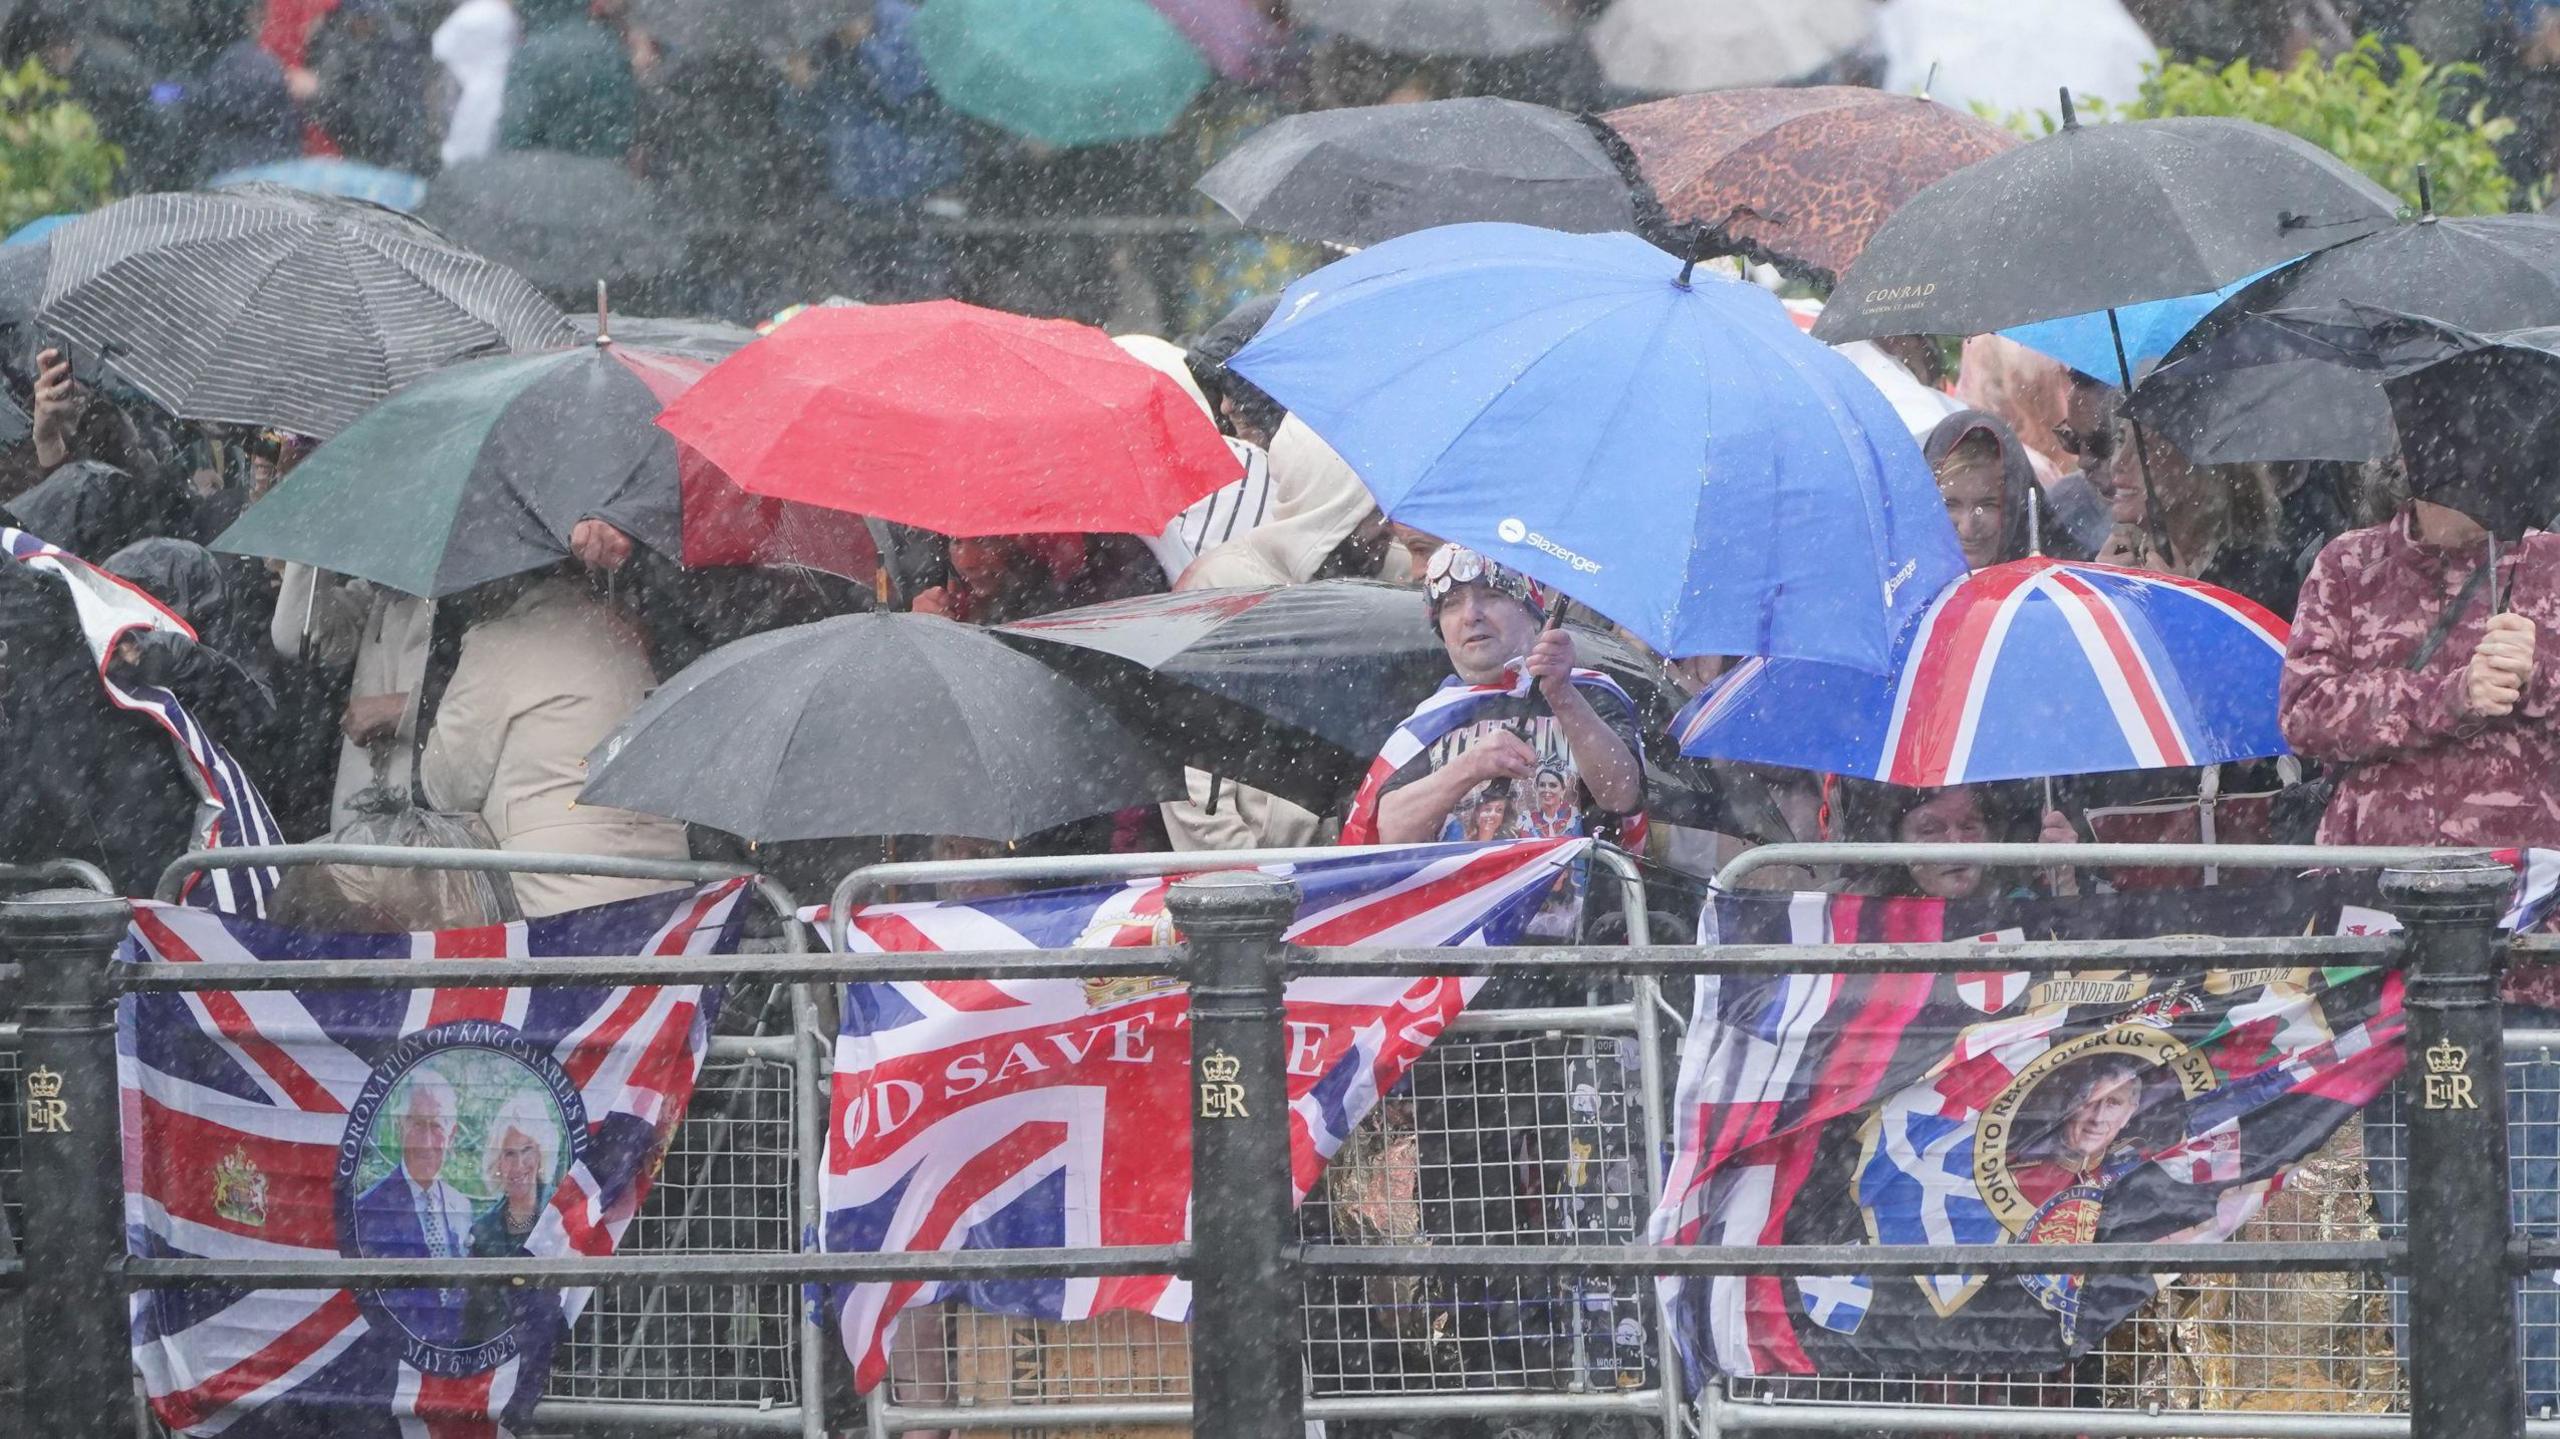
1987 36 2519 216
0 60 119 236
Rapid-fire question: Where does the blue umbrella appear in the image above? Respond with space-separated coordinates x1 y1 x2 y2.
1672 558 2290 784
1228 222 1966 672
208 158 428 214
6 213 73 247
2000 261 2294 380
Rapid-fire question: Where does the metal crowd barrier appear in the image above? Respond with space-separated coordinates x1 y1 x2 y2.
0 842 2545 1438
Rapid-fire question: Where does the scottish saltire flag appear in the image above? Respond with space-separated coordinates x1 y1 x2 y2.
1674 558 2291 786
821 838 1587 1391
121 882 748 1435
1656 882 2405 1381
5 526 283 913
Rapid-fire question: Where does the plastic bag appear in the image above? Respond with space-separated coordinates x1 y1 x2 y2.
266 783 523 932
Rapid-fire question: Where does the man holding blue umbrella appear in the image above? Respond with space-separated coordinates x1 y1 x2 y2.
1340 545 1644 935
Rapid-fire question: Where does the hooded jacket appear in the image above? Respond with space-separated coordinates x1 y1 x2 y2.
1921 409 2093 566
1177 418 1408 590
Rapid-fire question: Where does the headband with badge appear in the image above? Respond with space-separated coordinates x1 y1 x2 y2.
1423 543 1546 624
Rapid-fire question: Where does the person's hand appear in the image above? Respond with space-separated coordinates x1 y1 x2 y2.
2464 613 2537 719
284 65 320 102
2038 807 2080 896
570 517 635 573
1460 731 1538 785
342 691 408 746
1523 625 1577 698
30 347 75 468
908 585 954 617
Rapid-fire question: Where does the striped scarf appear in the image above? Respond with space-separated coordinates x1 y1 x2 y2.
5 528 281 913
1339 668 1646 850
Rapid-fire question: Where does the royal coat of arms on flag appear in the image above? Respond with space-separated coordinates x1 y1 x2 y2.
817 838 1588 1391
1654 882 2410 1381
120 882 749 1434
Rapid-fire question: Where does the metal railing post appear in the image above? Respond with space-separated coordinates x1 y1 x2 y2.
2381 858 2523 1439
3 887 135 1435
1167 871 1303 1438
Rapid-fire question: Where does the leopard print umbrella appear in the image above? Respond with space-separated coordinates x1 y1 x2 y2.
1604 86 2018 287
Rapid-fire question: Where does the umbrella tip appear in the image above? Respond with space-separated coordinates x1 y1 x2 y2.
594 280 611 346
1921 61 1938 101
1676 224 1709 288
2058 87 2078 130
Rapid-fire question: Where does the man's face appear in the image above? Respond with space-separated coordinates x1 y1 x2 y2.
1436 583 1537 683
1937 454 2006 569
2064 1071 2141 1160
400 1088 452 1186
2061 383 2115 478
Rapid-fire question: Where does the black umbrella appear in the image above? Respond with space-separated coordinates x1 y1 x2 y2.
2125 210 2560 463
37 184 573 438
996 581 1692 814
1810 104 2398 344
580 612 1183 843
1197 97 1640 250
1292 0 1573 58
418 152 684 297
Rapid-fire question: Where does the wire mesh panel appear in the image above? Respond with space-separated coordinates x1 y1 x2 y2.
0 1042 20 1242
545 1053 804 1410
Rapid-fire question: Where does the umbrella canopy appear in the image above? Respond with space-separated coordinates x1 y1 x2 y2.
1876 0 2156 120
1142 0 1286 80
1291 0 1572 58
207 157 429 212
655 300 1243 538
915 0 1211 148
565 311 758 362
1604 87 2016 286
36 184 573 439
1589 0 1873 94
213 342 878 597
1229 222 1967 671
997 580 1678 810
4 214 71 247
1810 113 2398 344
418 151 683 296
1674 558 2292 786
2124 212 2560 463
1197 97 1640 251
579 611 1183 843
1999 264 2279 380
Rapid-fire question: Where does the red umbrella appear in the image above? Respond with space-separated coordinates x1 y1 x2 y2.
656 301 1244 538
1604 87 2018 286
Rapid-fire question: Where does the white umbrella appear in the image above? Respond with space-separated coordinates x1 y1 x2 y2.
1588 0 1874 95
1877 0 2155 119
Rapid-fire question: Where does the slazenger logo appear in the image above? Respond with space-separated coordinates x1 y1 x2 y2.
1498 516 1602 574
1882 557 1918 606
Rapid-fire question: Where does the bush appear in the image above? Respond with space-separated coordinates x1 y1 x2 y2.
1994 36 2517 216
0 60 119 236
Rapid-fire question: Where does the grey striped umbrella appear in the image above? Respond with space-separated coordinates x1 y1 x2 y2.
37 184 574 439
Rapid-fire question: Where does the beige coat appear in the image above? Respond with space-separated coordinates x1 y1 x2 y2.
418 578 690 916
272 564 437 830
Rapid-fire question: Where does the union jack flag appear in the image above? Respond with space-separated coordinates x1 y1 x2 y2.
819 838 1587 1391
1337 668 1645 849
120 882 748 1435
1675 558 2291 787
5 526 282 912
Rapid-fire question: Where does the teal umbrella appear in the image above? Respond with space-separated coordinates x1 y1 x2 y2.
915 0 1211 148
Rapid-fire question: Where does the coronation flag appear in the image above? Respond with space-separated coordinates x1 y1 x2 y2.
121 882 748 1435
4 525 282 913
819 838 1588 1391
1652 880 2412 1381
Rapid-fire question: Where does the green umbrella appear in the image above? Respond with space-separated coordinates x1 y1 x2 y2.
915 0 1211 149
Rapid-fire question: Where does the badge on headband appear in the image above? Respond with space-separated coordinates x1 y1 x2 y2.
1424 544 1544 619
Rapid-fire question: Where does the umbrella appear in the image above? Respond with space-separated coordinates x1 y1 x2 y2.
1291 0 1572 58
1228 222 1967 671
417 152 683 296
1603 87 2017 285
655 300 1243 539
1875 0 2156 120
1673 558 2292 785
914 0 1211 149
1999 264 2281 381
212 342 878 597
36 184 573 439
579 612 1183 843
207 157 429 213
1589 0 1873 95
2124 210 2560 463
565 311 758 363
997 580 1685 811
1142 0 1286 80
1197 98 1640 251
1810 110 2398 344
4 214 73 248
